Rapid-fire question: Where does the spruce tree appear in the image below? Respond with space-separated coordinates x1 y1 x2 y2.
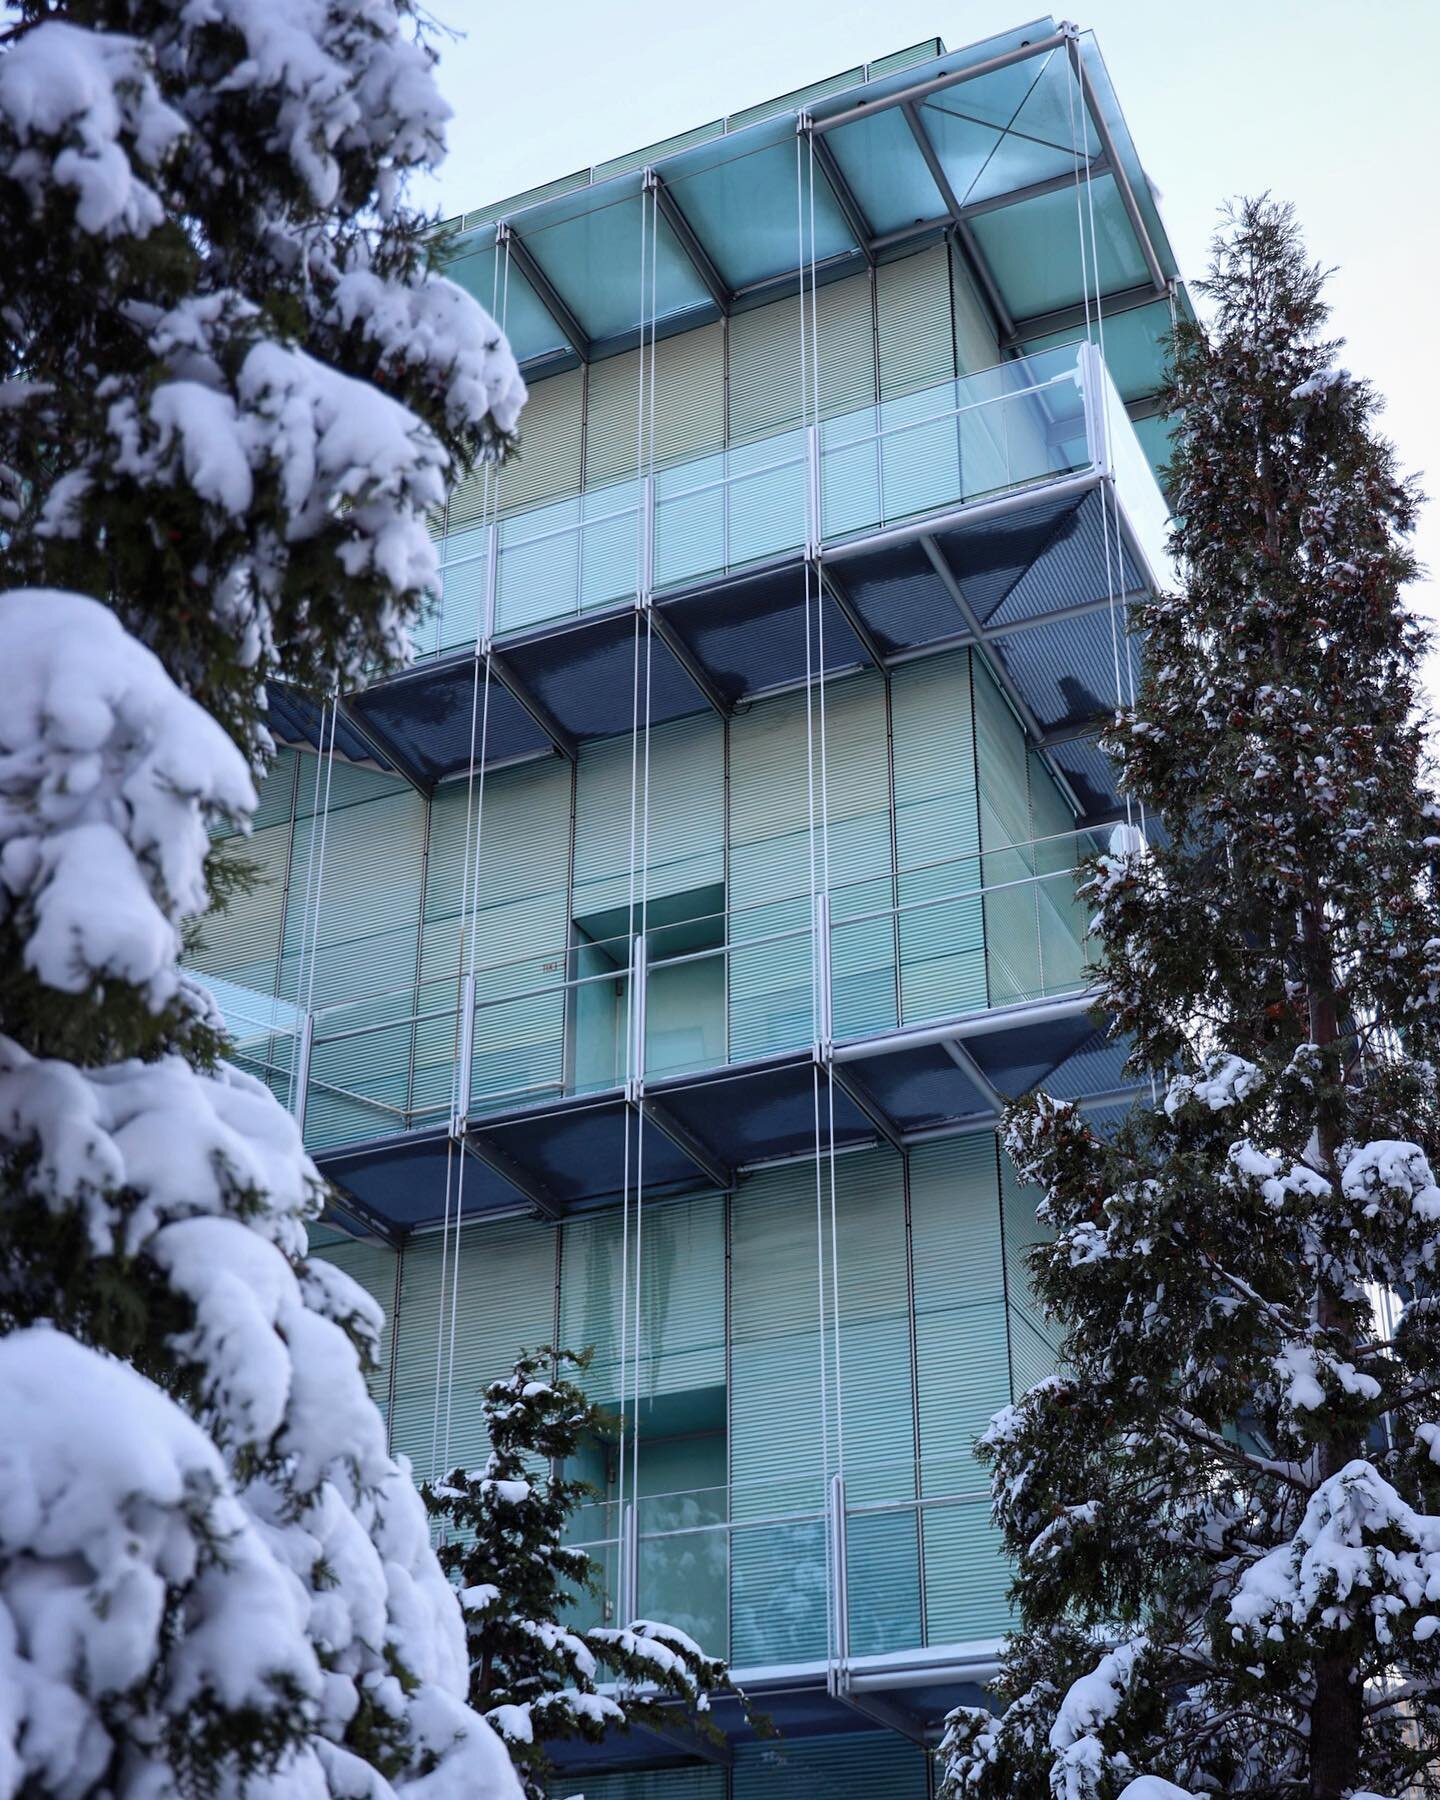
0 5 524 1793
940 199 1440 1800
425 1349 745 1800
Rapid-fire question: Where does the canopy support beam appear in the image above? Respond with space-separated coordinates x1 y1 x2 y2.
646 168 731 315
496 221 592 362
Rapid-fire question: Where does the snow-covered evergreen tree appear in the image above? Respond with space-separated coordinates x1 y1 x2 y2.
939 200 1440 1800
425 1350 744 1800
0 3 525 1793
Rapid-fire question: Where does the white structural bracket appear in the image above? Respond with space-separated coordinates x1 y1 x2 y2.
451 971 477 1136
293 1011 315 1137
826 1471 851 1697
812 891 833 1057
625 934 648 1103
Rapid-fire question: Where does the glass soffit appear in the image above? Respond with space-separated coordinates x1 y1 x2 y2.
521 190 715 342
969 173 1150 319
446 236 569 367
439 17 1183 371
665 136 858 291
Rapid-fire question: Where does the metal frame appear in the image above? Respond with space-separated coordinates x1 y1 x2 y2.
495 221 591 361
462 1130 567 1221
474 28 1172 377
644 166 731 315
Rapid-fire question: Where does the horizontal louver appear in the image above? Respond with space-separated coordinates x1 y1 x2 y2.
494 367 584 515
388 1217 556 1479
909 1135 1013 1644
283 776 425 1149
950 237 1002 375
729 1151 916 1665
311 1239 398 1418
729 294 803 443
573 711 724 922
878 243 955 398
733 1731 930 1799
419 760 572 1117
558 1193 725 1409
891 651 986 1022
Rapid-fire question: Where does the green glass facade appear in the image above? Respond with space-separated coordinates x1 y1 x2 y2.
188 19 1184 1792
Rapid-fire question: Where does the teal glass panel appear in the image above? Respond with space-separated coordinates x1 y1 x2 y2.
824 107 946 236
636 1432 728 1657
734 1730 930 1799
925 43 1063 132
818 345 1088 544
665 139 857 291
911 100 1006 205
846 1508 922 1656
519 193 712 343
730 1513 828 1667
1077 35 1179 283
493 479 642 635
940 47 1098 207
444 241 568 366
645 951 726 1079
1022 296 1173 403
1098 355 1174 590
969 173 1148 319
653 430 808 589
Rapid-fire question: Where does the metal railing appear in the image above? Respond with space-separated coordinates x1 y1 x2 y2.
192 820 1138 1154
556 1448 1012 1668
417 341 1135 656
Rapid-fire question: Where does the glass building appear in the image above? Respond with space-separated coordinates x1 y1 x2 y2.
189 18 1186 1794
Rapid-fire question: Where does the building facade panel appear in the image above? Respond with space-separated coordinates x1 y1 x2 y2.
190 20 1187 1778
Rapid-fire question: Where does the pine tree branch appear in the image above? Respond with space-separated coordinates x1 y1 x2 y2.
1163 1409 1313 1491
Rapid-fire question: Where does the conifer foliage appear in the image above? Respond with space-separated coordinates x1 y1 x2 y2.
0 2 524 1794
940 200 1440 1800
426 1349 740 1800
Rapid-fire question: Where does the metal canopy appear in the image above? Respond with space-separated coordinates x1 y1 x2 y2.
312 994 1147 1235
441 20 1186 406
349 457 1153 808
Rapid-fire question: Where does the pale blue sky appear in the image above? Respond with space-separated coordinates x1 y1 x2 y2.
419 0 1439 663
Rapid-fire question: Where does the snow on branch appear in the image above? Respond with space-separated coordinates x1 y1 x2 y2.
0 588 254 1002
329 266 525 443
0 21 184 235
0 1324 322 1793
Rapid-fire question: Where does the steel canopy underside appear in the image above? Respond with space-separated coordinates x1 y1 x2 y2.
313 999 1138 1237
439 18 1186 419
335 475 1144 819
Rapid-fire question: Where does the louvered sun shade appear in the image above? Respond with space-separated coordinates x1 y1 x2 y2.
556 1192 725 1414
909 1134 1013 1645
1029 749 1086 999
973 659 1039 1008
190 752 300 1099
417 757 573 1120
310 1238 399 1420
890 650 986 1026
732 1731 930 1799
728 1150 916 1668
572 712 725 922
387 1215 558 1479
282 763 426 1150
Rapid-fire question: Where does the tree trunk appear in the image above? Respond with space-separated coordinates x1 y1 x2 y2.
1301 894 1365 1798
1310 1655 1364 1800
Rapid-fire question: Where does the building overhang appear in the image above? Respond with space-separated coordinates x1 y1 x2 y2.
439 19 1189 434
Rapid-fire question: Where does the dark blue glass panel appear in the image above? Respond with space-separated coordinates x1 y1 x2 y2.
349 657 554 787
